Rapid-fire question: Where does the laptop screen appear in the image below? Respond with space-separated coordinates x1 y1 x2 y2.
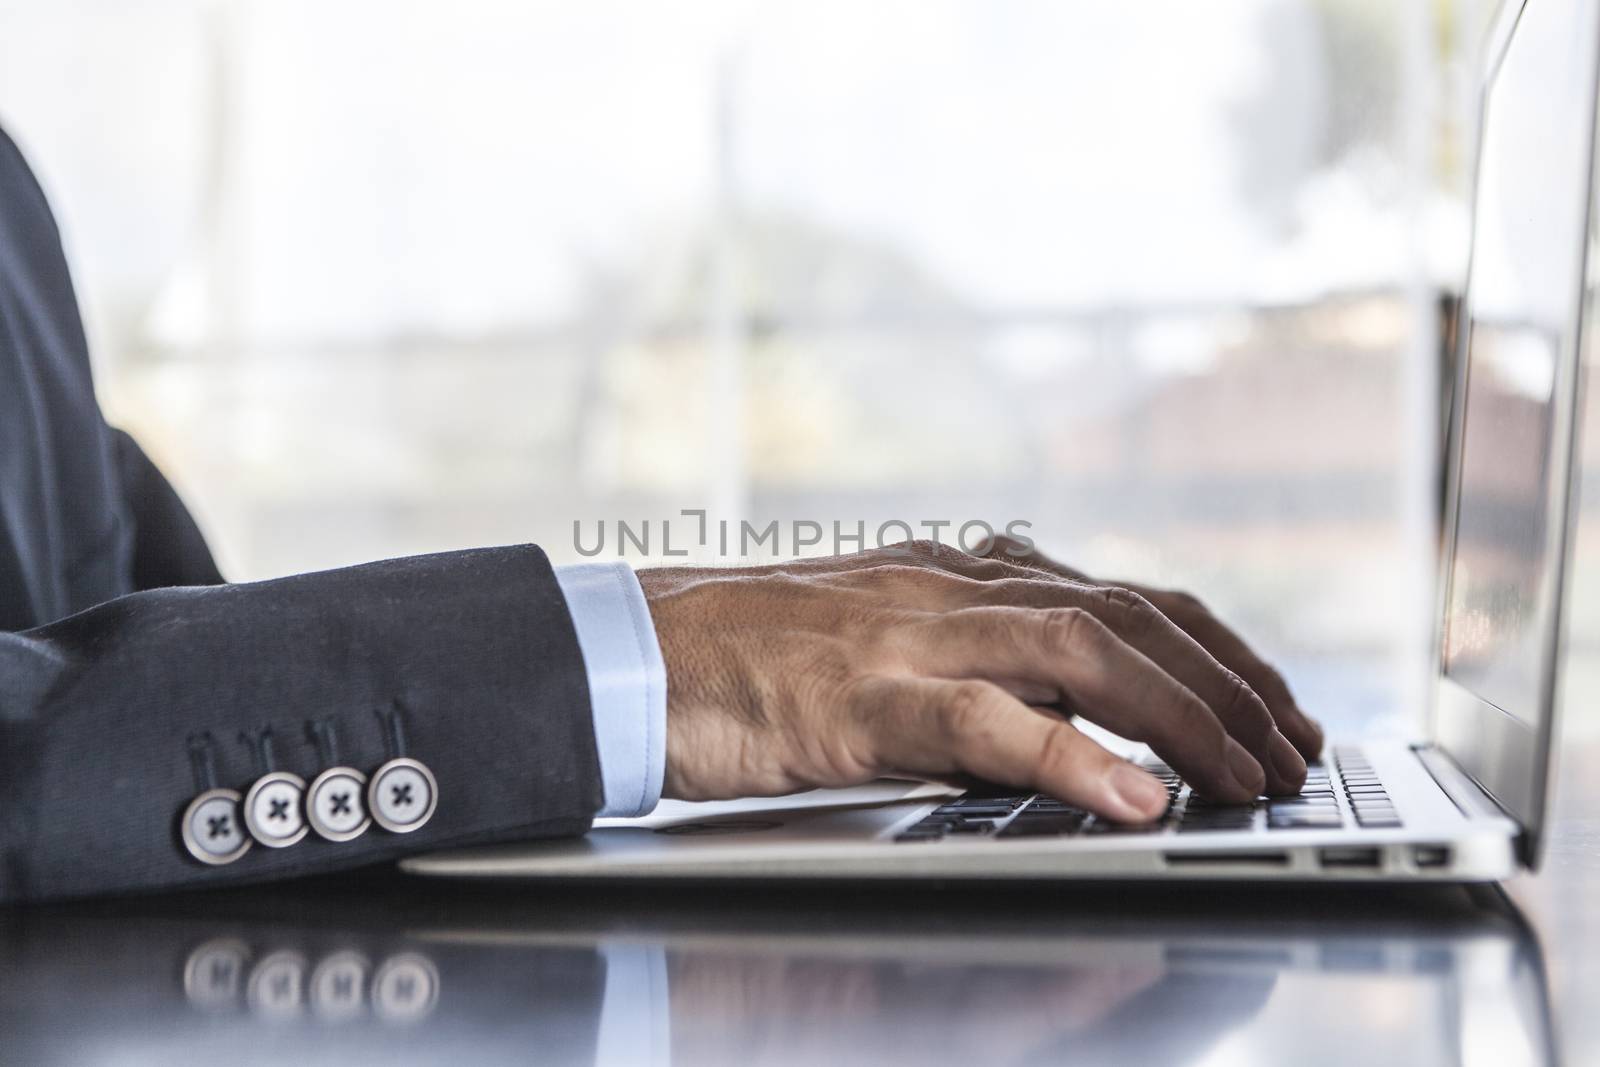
1436 0 1599 848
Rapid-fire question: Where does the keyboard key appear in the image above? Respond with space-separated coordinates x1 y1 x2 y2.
960 793 1033 808
937 801 1019 817
1024 798 1081 813
1267 819 1344 831
998 815 1088 837
1178 822 1253 833
1178 817 1255 832
1010 809 1088 825
1183 797 1243 810
1082 819 1163 835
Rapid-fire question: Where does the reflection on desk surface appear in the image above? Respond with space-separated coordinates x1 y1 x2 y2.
0 876 1553 1067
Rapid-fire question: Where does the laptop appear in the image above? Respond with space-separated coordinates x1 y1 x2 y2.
406 0 1599 886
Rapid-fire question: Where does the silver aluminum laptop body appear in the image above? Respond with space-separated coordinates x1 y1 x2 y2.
407 0 1598 886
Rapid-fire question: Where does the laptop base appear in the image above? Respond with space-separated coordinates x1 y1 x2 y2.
403 739 1520 885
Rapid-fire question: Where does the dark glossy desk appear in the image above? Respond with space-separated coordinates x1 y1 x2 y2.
2 862 1564 1066
15 726 1600 1067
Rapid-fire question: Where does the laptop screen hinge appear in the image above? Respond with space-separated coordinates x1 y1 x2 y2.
1412 742 1512 821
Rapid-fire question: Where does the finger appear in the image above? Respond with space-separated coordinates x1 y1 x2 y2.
925 555 1325 765
1081 587 1306 793
876 537 1097 587
951 544 1097 588
1123 585 1325 760
853 675 1173 822
898 607 1264 802
975 535 1093 582
913 583 1305 794
822 557 1073 620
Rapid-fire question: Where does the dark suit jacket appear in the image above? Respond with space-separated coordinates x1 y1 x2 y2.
0 126 602 902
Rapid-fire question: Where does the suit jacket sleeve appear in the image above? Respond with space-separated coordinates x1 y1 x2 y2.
0 543 604 902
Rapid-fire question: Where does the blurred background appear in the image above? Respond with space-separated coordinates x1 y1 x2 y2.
0 0 1569 736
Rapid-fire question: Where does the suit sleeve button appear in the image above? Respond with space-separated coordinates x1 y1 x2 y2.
368 758 437 833
180 788 252 866
307 767 372 842
243 771 309 848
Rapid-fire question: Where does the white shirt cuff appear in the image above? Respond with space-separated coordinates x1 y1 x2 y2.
552 561 668 818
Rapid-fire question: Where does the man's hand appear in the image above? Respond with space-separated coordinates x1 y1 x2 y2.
639 539 1323 824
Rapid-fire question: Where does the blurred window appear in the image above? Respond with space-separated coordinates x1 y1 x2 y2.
0 0 1494 732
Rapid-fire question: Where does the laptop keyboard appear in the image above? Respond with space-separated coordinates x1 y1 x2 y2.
893 746 1400 843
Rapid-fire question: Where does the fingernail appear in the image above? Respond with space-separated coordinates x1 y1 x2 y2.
1225 737 1266 796
1109 763 1170 819
1269 730 1307 785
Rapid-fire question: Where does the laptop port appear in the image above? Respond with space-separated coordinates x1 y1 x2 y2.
1319 847 1382 870
1413 845 1451 869
1163 851 1290 868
